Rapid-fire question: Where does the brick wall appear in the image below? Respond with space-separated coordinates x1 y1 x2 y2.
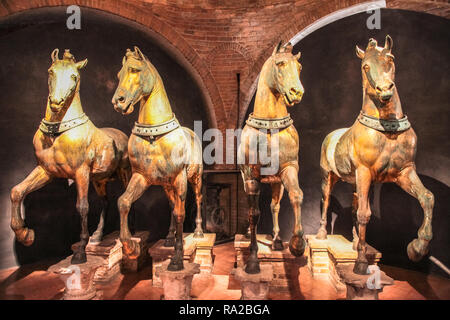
0 0 448 169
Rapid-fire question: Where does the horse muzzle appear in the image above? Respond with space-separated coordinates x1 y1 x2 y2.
113 98 134 115
284 89 303 107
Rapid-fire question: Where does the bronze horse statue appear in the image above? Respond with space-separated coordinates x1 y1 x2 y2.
112 47 203 271
316 35 434 274
238 41 305 274
10 49 131 264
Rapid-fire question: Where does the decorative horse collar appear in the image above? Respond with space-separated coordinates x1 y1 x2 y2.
132 114 180 139
39 113 89 136
357 111 411 132
246 112 293 130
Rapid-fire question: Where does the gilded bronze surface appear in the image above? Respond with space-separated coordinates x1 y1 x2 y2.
237 41 305 274
316 36 434 274
112 47 203 271
10 49 131 264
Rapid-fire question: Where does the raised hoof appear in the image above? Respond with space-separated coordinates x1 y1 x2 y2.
71 251 87 264
315 228 327 240
407 239 429 262
272 239 284 251
353 260 368 275
289 234 306 257
167 257 184 271
16 228 35 247
164 237 175 247
193 230 204 238
121 239 140 259
245 259 260 274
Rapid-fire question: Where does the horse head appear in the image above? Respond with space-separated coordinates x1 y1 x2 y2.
356 35 396 104
47 49 87 113
112 46 155 115
268 40 304 107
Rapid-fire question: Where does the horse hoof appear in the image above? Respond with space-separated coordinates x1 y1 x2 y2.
167 257 184 271
315 228 327 240
353 260 368 275
407 239 429 262
71 251 87 264
245 259 260 274
272 239 284 251
289 234 306 257
164 237 175 247
16 228 35 247
193 230 204 238
89 232 103 244
122 239 140 259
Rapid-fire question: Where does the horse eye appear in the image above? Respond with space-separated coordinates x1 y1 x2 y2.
129 67 139 73
276 61 286 67
363 64 370 72
71 74 77 81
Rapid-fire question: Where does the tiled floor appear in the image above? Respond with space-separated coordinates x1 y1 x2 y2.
0 242 449 300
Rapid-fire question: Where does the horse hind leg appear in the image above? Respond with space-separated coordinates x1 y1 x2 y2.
270 182 284 250
316 170 338 240
90 181 108 244
189 167 204 238
396 167 434 262
163 186 176 247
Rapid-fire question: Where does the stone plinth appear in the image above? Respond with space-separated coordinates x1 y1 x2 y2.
336 264 394 300
306 234 382 292
71 232 123 284
232 264 274 300
48 255 104 300
192 233 216 275
156 261 200 300
121 231 150 273
149 233 197 287
234 234 299 290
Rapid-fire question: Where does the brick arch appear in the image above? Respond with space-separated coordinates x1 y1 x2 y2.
0 0 224 130
238 0 450 127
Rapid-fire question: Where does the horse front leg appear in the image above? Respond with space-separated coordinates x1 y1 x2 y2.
316 170 338 240
396 166 434 262
118 172 149 258
351 188 359 251
10 166 52 246
163 186 176 247
244 178 261 274
72 167 91 264
270 182 284 250
353 167 372 275
281 166 306 257
167 170 188 271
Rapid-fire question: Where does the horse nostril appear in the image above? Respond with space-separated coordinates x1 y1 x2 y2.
376 86 382 93
117 96 125 103
388 83 394 90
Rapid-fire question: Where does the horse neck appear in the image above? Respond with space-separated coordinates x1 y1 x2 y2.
45 90 84 122
361 86 404 120
138 73 173 125
253 70 288 119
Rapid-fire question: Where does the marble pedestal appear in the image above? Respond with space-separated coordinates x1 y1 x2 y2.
121 231 150 273
232 264 274 300
48 255 104 300
71 232 122 284
336 264 394 300
234 234 300 290
148 233 196 287
192 233 216 274
156 261 200 300
306 234 382 291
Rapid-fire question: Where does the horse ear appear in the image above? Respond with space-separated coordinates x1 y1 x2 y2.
355 45 365 59
272 40 283 56
384 34 393 52
75 59 88 70
122 56 127 65
295 52 301 60
51 48 59 62
134 46 145 60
